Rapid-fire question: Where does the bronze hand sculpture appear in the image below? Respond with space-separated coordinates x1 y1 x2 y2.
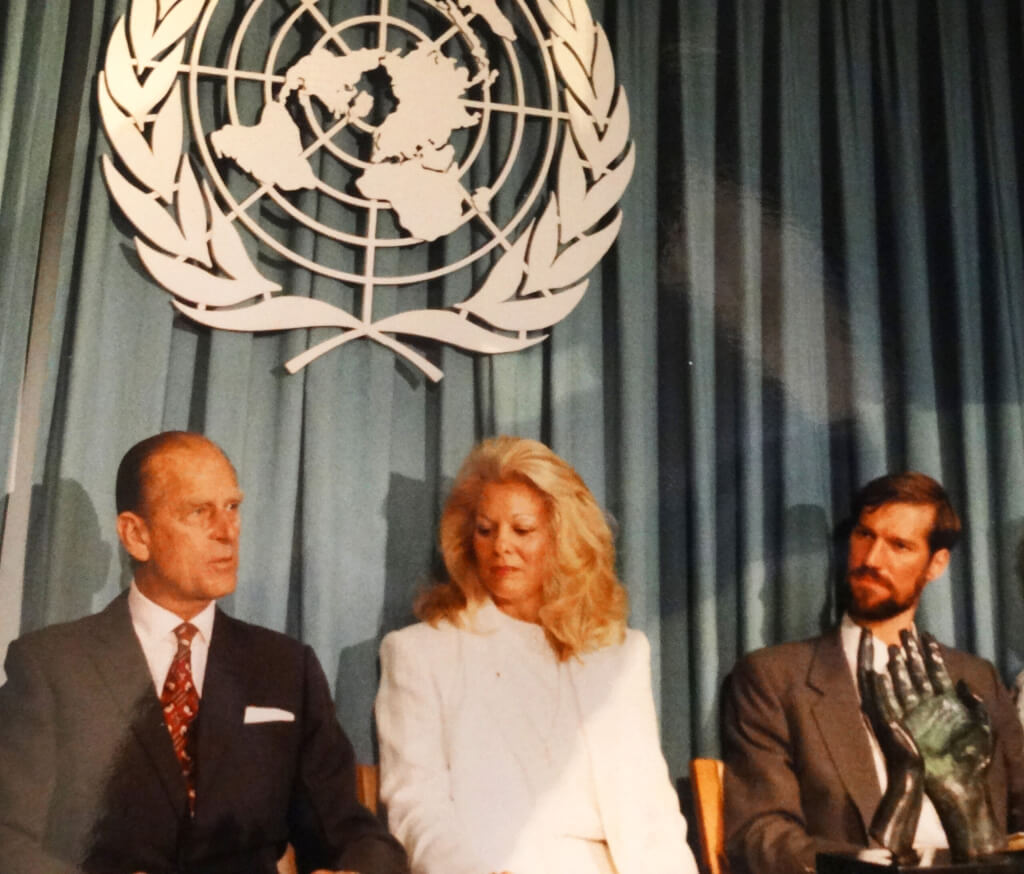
858 629 923 865
859 629 1002 863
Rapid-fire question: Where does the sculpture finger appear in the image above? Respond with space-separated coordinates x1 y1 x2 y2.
873 670 903 725
921 632 954 694
899 629 931 694
887 645 921 711
858 629 877 713
886 715 923 763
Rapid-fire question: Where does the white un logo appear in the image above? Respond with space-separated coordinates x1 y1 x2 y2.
99 0 634 381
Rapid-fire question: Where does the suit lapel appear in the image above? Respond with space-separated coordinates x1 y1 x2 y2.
807 631 881 837
567 647 617 822
88 592 189 813
194 610 247 801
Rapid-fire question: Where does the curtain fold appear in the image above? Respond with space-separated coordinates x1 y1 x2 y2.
2 0 1023 775
0 0 75 518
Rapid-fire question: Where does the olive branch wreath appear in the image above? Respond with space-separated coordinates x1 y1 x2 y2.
98 0 634 381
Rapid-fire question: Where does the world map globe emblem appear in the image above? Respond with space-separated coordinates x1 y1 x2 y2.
196 0 558 275
98 0 634 380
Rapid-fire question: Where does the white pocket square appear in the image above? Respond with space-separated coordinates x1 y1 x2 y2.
244 706 295 724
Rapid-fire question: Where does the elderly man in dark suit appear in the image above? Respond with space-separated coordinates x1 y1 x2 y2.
722 472 1024 874
0 431 409 874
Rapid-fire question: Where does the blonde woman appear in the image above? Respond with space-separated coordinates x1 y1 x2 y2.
375 436 697 874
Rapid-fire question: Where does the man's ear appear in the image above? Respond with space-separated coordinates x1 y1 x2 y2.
117 511 151 562
925 547 950 583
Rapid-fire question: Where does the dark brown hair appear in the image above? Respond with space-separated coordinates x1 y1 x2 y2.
852 471 961 553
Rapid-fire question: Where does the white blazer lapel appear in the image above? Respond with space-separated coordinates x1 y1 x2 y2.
568 633 695 874
568 644 626 835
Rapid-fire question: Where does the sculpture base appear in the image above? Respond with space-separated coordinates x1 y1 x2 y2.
817 851 1024 874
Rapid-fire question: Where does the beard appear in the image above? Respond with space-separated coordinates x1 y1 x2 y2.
846 566 927 622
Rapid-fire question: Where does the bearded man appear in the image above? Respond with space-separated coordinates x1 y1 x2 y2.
721 472 1024 874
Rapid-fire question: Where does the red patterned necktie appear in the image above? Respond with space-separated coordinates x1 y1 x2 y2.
161 622 200 814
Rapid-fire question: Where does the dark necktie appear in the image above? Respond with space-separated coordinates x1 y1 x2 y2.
161 622 200 814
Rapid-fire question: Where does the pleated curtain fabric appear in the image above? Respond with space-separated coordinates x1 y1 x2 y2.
1 0 1023 776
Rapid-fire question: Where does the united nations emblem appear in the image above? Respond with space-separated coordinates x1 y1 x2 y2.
98 0 634 380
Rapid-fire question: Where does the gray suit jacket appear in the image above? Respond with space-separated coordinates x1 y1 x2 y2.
721 629 1024 874
0 592 409 874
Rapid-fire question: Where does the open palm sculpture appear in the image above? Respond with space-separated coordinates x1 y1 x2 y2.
858 629 1003 864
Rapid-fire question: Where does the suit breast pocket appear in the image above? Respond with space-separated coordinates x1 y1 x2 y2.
233 721 299 801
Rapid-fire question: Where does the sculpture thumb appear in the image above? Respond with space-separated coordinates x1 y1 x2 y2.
956 678 991 734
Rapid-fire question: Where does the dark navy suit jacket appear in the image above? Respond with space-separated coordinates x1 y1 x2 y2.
0 592 408 874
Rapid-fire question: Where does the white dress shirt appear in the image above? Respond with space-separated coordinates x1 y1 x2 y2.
840 614 948 850
127 581 215 696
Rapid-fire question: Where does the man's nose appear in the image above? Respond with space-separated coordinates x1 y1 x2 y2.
862 538 885 567
210 509 238 542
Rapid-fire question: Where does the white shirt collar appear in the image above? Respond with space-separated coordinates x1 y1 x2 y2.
127 581 216 696
128 580 216 644
839 612 895 686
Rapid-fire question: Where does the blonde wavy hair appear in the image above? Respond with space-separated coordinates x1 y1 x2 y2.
416 436 628 659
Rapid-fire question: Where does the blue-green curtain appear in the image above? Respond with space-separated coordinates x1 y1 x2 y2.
657 0 1024 767
2 0 1024 784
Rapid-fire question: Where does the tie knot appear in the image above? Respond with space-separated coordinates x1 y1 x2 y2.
174 622 199 647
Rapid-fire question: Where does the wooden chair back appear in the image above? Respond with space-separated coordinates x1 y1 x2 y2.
356 762 380 816
690 757 729 874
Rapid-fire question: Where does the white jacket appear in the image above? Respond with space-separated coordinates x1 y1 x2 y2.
375 602 698 874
